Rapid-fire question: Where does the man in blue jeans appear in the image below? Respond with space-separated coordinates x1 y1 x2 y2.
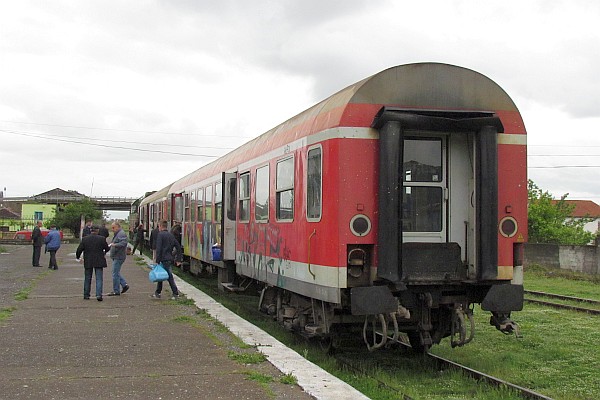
108 221 130 296
152 220 182 300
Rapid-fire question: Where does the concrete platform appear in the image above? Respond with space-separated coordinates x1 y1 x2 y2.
0 242 369 400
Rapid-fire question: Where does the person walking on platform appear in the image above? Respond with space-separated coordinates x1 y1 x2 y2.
31 220 43 267
98 223 109 239
152 220 181 300
149 223 159 262
76 225 110 301
44 225 61 270
108 221 130 296
132 223 145 255
82 219 93 238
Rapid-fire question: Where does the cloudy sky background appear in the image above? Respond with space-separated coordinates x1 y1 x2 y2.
1 1 600 218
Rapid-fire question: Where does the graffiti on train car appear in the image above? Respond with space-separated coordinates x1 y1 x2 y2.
238 222 292 287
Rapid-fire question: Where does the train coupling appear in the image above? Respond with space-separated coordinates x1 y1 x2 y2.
490 312 522 338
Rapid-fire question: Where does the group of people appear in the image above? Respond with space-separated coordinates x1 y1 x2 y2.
31 219 182 302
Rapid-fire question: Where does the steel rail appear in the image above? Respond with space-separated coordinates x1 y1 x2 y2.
524 290 600 306
524 298 600 315
425 352 554 400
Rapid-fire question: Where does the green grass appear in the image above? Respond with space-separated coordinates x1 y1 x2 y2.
524 263 600 300
431 303 600 400
0 307 16 323
228 351 267 365
0 245 7 253
279 373 297 385
14 287 32 301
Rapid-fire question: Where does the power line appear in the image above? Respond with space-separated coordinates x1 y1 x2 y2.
0 129 220 158
529 166 600 169
0 119 254 139
1 128 234 151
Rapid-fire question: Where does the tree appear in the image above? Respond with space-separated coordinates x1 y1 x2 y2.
527 179 596 245
49 198 103 238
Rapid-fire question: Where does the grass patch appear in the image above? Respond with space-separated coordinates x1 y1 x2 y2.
524 264 600 300
172 315 196 324
0 245 7 253
244 371 275 398
14 287 32 301
228 351 267 365
279 373 297 385
0 306 16 323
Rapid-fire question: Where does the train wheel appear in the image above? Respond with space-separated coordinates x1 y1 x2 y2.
407 331 431 353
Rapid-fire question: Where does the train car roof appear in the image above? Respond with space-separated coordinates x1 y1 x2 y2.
169 62 521 193
140 183 173 206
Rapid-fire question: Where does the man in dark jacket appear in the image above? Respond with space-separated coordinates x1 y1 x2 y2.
152 220 182 300
98 223 109 239
31 220 43 267
76 226 110 301
132 223 145 255
149 224 159 262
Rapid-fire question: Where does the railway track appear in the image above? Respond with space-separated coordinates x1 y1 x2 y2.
334 337 554 400
524 290 600 315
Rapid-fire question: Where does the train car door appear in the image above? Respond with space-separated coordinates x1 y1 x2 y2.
222 172 237 261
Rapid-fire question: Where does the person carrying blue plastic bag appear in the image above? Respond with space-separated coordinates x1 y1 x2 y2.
149 263 169 282
151 220 182 300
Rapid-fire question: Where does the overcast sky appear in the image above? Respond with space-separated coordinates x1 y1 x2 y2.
1 1 600 218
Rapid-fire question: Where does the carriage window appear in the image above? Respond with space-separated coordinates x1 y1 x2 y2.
197 188 204 222
403 138 442 182
174 195 183 223
184 193 190 222
190 190 196 221
402 187 442 232
276 157 294 221
215 182 222 223
255 165 269 222
307 147 322 220
205 185 213 221
239 173 250 222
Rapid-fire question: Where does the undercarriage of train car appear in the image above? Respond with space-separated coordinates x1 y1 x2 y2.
257 279 520 353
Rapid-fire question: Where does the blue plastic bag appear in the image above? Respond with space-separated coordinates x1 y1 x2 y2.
149 263 169 282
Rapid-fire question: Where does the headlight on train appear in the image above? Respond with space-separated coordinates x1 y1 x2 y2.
499 216 518 238
350 214 371 237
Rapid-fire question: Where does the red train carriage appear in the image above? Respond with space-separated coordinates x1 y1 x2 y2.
149 63 527 351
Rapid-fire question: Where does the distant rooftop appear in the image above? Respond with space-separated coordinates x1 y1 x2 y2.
551 200 600 218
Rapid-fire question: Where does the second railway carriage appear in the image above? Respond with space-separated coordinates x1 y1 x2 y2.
153 63 527 351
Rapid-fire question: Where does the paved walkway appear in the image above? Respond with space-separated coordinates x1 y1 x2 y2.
0 242 370 400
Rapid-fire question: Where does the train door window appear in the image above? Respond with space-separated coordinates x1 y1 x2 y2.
276 156 294 221
227 175 237 221
190 190 196 221
197 188 204 222
215 182 223 223
184 193 190 223
307 146 322 221
205 185 213 221
239 172 250 222
402 137 445 234
174 194 183 223
166 197 172 222
255 165 269 222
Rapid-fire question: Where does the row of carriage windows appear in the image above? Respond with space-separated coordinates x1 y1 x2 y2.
240 146 322 223
181 146 322 224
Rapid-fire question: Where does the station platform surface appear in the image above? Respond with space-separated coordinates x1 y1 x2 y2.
0 242 369 400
